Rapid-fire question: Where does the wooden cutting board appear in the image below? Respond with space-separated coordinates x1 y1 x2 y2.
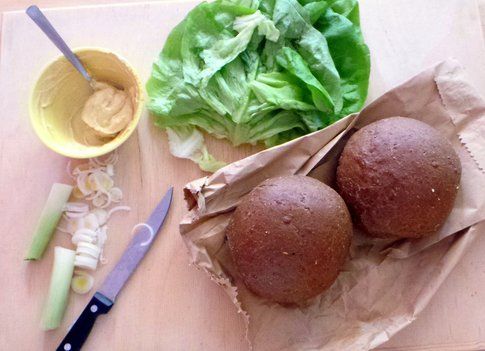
1 1 485 350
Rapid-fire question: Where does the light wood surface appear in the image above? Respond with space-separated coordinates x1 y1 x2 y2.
1 1 485 350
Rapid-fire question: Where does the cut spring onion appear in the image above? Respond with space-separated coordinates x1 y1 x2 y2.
72 233 95 245
92 192 111 208
59 153 131 271
71 273 94 294
76 242 101 259
106 164 114 176
63 206 130 270
91 208 108 226
83 213 101 230
63 202 89 213
68 151 122 209
108 206 131 218
74 255 98 271
109 187 122 202
41 247 75 330
25 183 73 260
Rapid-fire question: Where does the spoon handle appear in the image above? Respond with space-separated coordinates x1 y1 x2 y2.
26 5 92 82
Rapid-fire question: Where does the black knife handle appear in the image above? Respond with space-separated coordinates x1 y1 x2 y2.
56 292 113 351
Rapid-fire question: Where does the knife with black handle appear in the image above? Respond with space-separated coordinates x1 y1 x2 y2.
56 187 173 351
57 293 112 351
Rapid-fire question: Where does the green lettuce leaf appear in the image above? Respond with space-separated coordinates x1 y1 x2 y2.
166 126 226 172
147 0 370 171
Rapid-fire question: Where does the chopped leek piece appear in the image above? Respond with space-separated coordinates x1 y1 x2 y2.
41 247 75 330
72 233 95 245
25 183 73 260
74 255 98 270
76 242 101 259
71 273 94 294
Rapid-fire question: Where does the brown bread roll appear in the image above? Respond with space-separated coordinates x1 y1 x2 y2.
337 116 461 239
226 175 352 305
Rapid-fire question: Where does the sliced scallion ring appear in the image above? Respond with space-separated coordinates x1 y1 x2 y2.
74 255 98 271
107 206 131 218
71 273 94 294
76 242 101 259
72 233 95 245
109 187 123 202
91 208 108 226
64 202 89 213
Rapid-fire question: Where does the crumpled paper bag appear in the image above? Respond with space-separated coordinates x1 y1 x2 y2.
179 60 485 351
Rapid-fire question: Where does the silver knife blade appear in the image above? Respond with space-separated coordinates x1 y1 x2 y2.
98 187 173 302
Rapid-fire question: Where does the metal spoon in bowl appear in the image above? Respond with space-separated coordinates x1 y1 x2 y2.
26 5 93 84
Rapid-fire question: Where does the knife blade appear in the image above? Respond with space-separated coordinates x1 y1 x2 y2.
56 187 173 351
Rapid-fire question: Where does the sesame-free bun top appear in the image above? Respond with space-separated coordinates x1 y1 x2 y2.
226 175 352 305
337 117 461 239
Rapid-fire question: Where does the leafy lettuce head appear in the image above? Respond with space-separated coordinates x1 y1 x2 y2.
147 0 370 171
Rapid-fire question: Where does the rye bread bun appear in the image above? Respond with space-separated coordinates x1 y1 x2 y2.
226 175 352 305
337 117 461 239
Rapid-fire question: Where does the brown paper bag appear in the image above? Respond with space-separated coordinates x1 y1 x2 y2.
180 60 485 351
